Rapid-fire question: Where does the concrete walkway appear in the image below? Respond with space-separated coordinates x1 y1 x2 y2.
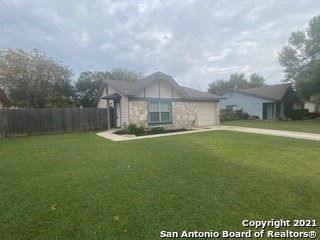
96 125 320 142
218 125 320 142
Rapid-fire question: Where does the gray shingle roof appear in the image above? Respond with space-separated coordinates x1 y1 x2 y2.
103 79 136 95
102 71 173 96
98 71 224 101
181 86 224 100
232 83 291 101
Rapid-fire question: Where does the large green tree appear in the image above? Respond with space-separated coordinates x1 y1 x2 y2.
75 68 144 107
0 48 74 108
75 71 109 107
278 15 320 101
208 72 266 95
108 67 144 82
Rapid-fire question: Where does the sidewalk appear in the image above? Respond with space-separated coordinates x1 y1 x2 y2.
96 125 320 142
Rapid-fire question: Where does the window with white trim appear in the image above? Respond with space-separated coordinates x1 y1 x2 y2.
148 102 171 123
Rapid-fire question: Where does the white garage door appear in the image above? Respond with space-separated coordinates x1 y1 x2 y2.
198 102 216 126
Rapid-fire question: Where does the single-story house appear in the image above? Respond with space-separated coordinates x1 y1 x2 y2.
0 89 10 109
94 71 224 128
219 83 300 120
304 95 318 112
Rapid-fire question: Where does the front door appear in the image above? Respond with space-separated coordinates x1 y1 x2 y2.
116 102 121 128
263 103 274 120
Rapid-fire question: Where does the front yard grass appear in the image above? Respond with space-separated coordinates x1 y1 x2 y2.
0 131 319 239
222 119 320 134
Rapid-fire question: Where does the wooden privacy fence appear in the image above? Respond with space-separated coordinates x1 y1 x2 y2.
0 108 109 138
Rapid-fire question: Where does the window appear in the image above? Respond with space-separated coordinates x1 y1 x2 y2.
148 102 171 124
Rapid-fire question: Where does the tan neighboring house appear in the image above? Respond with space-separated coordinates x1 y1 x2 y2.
94 71 224 129
304 96 318 112
0 89 10 109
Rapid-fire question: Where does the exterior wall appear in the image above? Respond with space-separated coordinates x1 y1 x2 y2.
129 101 148 126
120 96 130 126
305 101 317 112
97 86 107 108
215 102 220 125
128 100 220 128
0 101 3 109
145 81 159 97
173 91 183 99
160 80 173 98
143 80 183 99
220 91 273 120
97 85 129 127
172 102 198 128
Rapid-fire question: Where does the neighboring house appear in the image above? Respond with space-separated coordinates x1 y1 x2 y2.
304 96 318 112
220 83 299 120
0 89 10 109
94 71 224 128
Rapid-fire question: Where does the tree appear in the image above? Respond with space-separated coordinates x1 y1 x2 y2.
75 71 109 107
229 72 248 89
208 72 265 95
249 73 266 88
0 48 74 108
75 68 144 107
108 67 144 82
208 79 233 95
278 15 320 100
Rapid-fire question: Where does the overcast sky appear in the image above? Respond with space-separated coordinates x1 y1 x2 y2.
1 0 319 91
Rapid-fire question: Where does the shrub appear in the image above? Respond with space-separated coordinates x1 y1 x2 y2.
122 123 145 134
242 112 250 120
286 109 309 120
150 126 165 133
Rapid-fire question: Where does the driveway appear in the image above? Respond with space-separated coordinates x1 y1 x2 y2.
97 125 320 142
218 125 320 142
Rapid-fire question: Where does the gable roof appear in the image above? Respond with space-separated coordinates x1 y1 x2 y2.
95 71 223 104
181 86 223 100
102 71 189 98
0 89 10 105
224 83 292 101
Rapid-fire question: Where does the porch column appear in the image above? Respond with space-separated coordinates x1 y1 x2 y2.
274 103 277 120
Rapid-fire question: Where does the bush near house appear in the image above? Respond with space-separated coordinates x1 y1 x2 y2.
118 124 187 136
286 109 309 120
149 126 165 133
122 123 145 134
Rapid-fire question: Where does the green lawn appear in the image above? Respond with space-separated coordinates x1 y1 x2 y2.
0 132 319 239
222 119 320 134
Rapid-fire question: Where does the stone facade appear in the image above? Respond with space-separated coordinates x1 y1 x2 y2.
215 102 220 125
129 101 148 126
128 101 218 128
172 102 198 128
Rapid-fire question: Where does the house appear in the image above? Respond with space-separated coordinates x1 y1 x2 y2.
94 71 224 129
304 96 318 112
219 83 300 120
0 89 10 109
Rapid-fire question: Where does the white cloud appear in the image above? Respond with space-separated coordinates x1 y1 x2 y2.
73 30 90 43
1 0 320 91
